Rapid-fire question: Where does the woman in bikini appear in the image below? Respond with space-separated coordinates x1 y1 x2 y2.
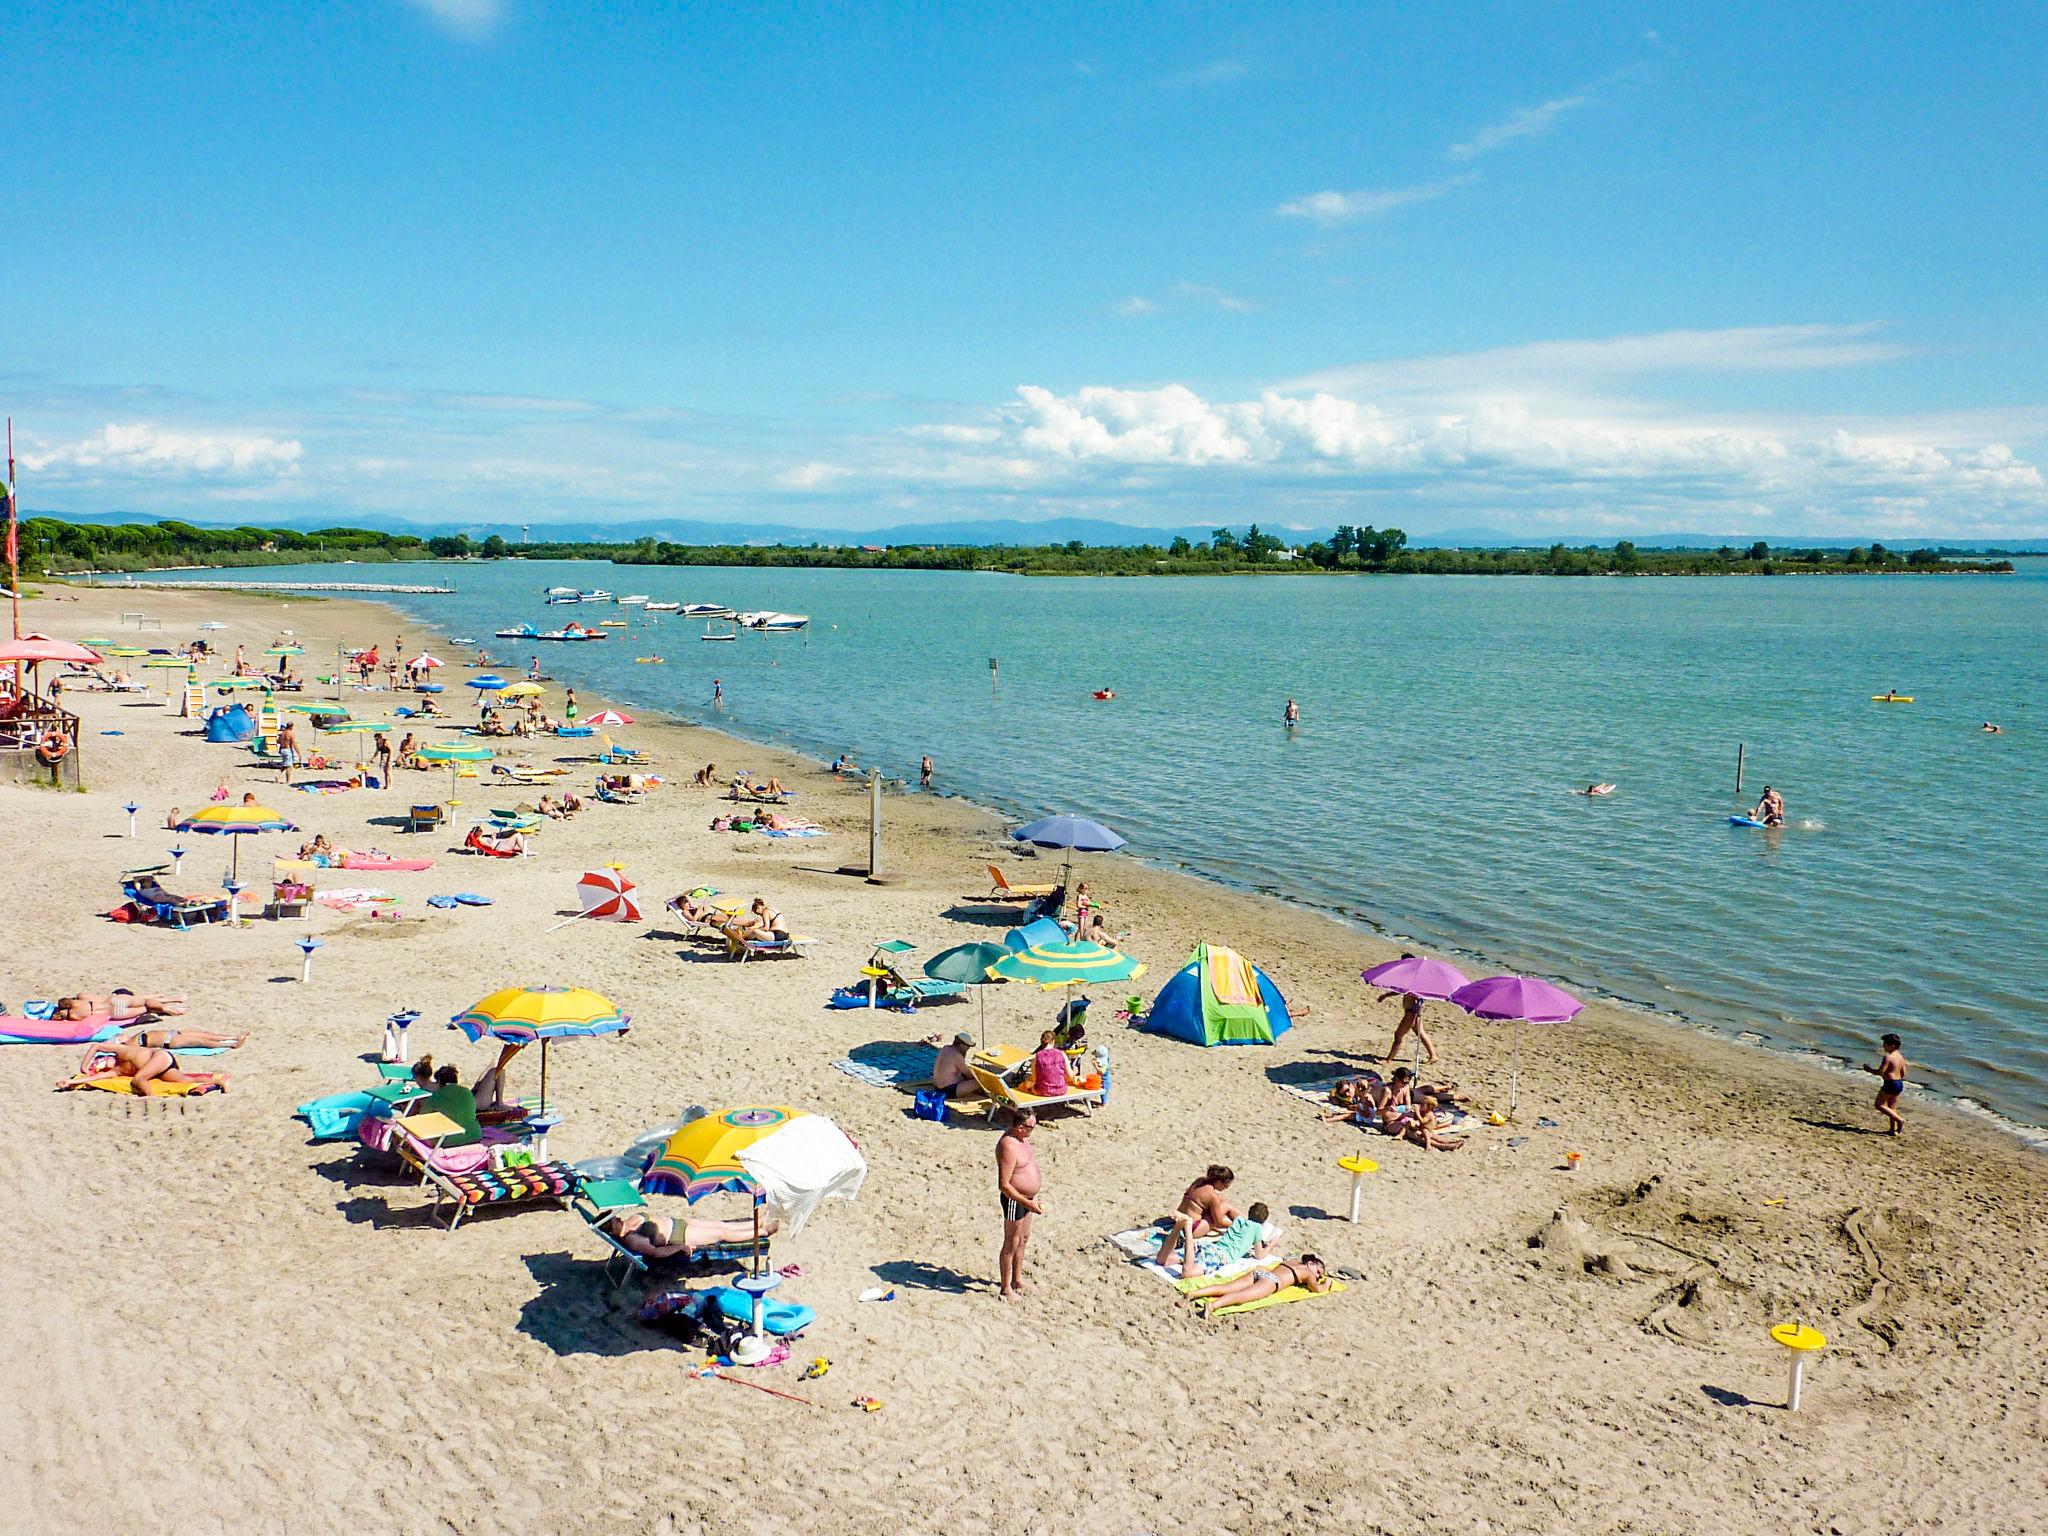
1183 1253 1329 1311
121 1025 247 1051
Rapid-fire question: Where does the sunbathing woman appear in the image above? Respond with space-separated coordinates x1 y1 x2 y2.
605 1210 781 1260
55 990 187 1022
667 892 726 927
121 1024 247 1051
1183 1253 1329 1311
80 1039 201 1096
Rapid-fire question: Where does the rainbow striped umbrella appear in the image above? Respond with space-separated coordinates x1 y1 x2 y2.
986 940 1144 989
175 802 296 878
641 1105 797 1201
449 984 629 1114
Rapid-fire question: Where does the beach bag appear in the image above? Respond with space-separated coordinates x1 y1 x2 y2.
913 1088 949 1123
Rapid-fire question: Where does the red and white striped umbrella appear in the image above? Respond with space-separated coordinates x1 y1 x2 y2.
407 654 444 670
585 708 634 726
575 867 643 923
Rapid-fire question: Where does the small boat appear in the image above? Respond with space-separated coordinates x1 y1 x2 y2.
644 601 681 612
634 655 664 664
450 636 476 646
739 611 810 632
617 595 650 607
682 603 735 619
543 587 580 605
701 621 738 642
494 623 542 639
1871 694 1915 703
538 623 608 642
578 589 613 603
597 619 627 628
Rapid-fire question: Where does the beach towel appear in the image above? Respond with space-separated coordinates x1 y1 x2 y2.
832 1042 939 1089
1105 1224 1287 1285
0 1014 121 1045
317 888 395 912
297 1089 380 1140
60 1072 223 1096
759 827 825 838
1209 946 1263 1008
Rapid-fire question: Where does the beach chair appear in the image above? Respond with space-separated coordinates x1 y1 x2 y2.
986 864 1058 900
121 876 229 929
967 1063 1106 1122
724 929 813 963
571 1177 764 1288
405 804 446 835
388 1119 575 1231
463 826 525 858
267 878 313 920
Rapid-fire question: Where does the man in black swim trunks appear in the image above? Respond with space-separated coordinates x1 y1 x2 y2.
995 1109 1042 1300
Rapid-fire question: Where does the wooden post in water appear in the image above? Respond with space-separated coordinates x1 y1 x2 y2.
1736 743 1746 796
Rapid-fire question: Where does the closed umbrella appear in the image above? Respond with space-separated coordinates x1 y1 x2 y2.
449 983 629 1116
1448 975 1584 1121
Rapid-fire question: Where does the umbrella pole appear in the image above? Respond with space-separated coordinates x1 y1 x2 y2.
539 1038 549 1117
1508 1018 1521 1121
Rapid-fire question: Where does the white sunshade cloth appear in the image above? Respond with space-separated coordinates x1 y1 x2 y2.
738 1114 867 1234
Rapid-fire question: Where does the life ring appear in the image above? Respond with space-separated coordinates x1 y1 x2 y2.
35 729 72 765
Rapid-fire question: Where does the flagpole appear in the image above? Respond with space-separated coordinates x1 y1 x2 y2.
6 417 19 639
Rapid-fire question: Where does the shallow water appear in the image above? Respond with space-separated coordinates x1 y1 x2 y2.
116 558 2048 1126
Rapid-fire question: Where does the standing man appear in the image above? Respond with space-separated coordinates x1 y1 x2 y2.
712 678 724 707
995 1108 1042 1299
920 754 934 790
1284 697 1300 727
275 720 300 786
373 732 394 789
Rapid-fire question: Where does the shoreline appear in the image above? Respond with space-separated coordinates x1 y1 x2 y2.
273 578 2048 1152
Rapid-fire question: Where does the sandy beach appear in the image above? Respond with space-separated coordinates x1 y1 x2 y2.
2 580 2043 1536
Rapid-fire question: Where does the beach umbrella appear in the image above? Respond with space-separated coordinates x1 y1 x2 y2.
141 655 191 695
988 939 1144 989
1009 812 1126 890
449 983 629 1116
584 708 633 727
498 680 545 698
1363 956 1473 1073
175 802 296 879
641 1106 866 1274
100 645 149 659
406 654 443 670
263 645 305 657
1449 975 1584 1120
213 677 270 691
924 940 1010 1046
552 867 643 929
417 740 495 802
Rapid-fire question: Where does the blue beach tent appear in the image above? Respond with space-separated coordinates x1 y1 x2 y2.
203 704 257 744
1142 943 1292 1047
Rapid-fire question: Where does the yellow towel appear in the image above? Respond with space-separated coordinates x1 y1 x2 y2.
1208 945 1262 1008
61 1073 223 1097
1206 1279 1347 1318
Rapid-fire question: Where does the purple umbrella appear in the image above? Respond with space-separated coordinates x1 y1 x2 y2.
1450 975 1584 1119
1361 956 1470 1001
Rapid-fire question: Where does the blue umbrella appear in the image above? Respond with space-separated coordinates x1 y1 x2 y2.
1010 815 1126 853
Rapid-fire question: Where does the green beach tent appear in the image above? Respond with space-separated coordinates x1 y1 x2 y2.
1140 943 1293 1047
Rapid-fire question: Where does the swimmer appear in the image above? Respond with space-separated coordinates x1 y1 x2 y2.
1283 697 1300 727
1580 783 1616 797
1750 786 1786 828
1982 722 2002 734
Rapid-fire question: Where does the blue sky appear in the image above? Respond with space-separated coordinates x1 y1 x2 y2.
5 1 2046 537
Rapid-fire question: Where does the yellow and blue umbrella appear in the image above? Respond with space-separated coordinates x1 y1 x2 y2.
175 802 296 878
641 1105 796 1201
986 940 1144 989
449 984 629 1115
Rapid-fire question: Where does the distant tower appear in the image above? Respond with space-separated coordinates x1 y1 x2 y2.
522 524 530 546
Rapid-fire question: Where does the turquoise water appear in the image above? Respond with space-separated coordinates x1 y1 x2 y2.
114 560 2048 1127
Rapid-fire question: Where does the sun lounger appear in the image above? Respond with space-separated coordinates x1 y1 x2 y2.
571 1177 764 1287
463 826 525 858
967 1063 1105 1121
724 930 813 962
121 877 229 928
388 1119 574 1230
986 864 1058 900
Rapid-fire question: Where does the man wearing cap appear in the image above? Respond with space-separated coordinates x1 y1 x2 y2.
926 1030 982 1101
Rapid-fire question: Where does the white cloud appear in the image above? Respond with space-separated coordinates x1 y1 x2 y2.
1115 283 1256 318
1448 94 1589 160
777 462 852 490
1115 296 1161 317
1276 176 1473 227
399 0 504 42
22 423 302 478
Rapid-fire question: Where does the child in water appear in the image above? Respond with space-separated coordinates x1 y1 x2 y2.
1861 1033 1908 1136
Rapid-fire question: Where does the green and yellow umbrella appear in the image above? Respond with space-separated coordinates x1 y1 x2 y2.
448 984 628 1114
986 940 1145 989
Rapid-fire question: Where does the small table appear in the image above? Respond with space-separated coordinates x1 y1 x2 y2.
733 1272 783 1365
526 1112 564 1161
973 1044 1028 1074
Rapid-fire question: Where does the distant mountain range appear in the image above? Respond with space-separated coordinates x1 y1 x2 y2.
21 506 2048 555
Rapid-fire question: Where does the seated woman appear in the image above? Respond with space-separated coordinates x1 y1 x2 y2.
605 1209 781 1261
739 897 790 942
471 1042 527 1115
420 1063 483 1148
536 794 565 819
1183 1253 1329 1310
1393 1095 1466 1151
559 791 583 814
694 763 718 787
415 696 442 716
1027 1029 1068 1096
